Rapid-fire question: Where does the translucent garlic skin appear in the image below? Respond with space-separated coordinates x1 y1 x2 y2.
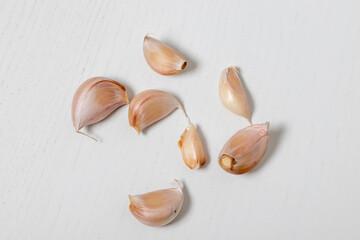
218 122 269 174
71 77 128 132
178 124 206 169
129 180 184 227
219 67 251 123
128 89 182 134
143 35 187 75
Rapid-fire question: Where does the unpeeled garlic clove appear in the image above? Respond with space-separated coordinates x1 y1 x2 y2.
143 35 187 75
72 77 129 140
178 123 206 169
218 122 269 174
219 67 251 123
129 180 184 227
128 89 185 134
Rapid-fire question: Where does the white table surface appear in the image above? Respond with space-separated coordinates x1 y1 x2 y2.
1 0 360 239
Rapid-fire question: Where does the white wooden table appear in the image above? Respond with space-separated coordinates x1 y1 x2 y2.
1 0 360 239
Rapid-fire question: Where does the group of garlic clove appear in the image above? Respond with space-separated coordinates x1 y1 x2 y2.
141 37 207 169
69 37 195 227
128 89 207 170
71 36 205 170
218 66 270 174
71 35 272 227
71 35 188 140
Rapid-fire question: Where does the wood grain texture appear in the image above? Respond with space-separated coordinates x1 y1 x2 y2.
1 0 360 239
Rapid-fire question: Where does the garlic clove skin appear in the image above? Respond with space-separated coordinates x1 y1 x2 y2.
129 180 184 227
128 89 183 134
218 122 269 174
143 35 187 75
72 77 128 137
178 124 206 169
219 67 251 123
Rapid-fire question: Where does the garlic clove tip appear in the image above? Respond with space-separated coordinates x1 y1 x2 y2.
134 126 141 135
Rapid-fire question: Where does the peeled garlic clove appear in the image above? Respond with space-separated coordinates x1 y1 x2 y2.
129 180 184 227
128 89 183 134
219 67 251 123
218 122 269 174
72 77 129 139
178 124 206 169
143 35 187 75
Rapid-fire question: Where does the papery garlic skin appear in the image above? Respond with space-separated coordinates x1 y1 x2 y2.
72 77 128 133
218 122 269 174
219 67 251 123
178 124 206 169
143 35 187 75
128 89 183 134
129 180 184 227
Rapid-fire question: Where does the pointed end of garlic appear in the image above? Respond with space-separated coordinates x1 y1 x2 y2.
264 121 270 131
124 93 129 104
245 115 252 125
134 127 141 135
174 179 182 190
74 124 80 133
229 66 239 73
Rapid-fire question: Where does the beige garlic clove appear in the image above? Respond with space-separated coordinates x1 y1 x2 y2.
129 180 184 227
143 35 187 75
218 122 269 174
178 124 206 169
219 67 251 123
128 89 185 134
72 77 129 140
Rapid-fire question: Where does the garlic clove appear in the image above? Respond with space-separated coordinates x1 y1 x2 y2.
143 35 187 75
219 67 251 123
72 77 129 140
178 123 206 169
129 180 184 227
128 89 185 134
218 122 269 174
